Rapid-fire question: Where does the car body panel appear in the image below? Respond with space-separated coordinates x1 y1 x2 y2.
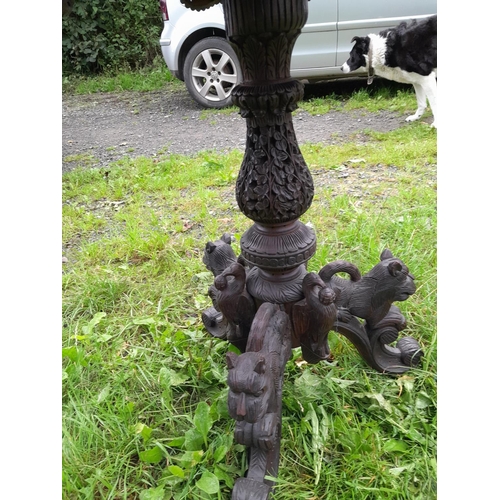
290 1 337 71
160 3 225 75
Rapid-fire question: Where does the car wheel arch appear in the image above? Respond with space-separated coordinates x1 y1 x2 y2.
178 27 228 81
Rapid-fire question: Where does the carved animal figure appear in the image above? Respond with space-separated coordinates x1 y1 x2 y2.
292 273 338 364
226 303 291 451
227 352 273 423
202 233 250 344
203 233 237 277
319 249 416 329
214 262 256 350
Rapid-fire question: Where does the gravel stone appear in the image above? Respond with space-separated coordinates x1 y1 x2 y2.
62 85 426 174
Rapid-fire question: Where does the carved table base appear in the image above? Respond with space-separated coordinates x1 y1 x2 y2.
203 237 422 499
181 0 423 497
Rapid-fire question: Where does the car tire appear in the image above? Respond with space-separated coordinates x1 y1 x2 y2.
183 37 241 109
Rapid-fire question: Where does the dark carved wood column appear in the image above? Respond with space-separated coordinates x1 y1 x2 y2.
225 0 316 306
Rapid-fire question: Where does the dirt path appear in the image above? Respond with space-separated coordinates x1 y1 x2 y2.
62 84 417 174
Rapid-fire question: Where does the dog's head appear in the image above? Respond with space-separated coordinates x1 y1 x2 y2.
341 36 370 73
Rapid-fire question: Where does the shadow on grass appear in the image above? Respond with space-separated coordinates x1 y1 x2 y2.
303 77 410 100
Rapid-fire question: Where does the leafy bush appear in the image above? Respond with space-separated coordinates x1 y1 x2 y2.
62 0 164 75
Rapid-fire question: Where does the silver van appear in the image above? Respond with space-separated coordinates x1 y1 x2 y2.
159 0 437 108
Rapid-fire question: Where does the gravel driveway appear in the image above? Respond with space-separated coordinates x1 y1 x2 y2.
62 81 418 174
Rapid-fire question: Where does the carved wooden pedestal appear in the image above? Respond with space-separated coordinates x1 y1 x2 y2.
182 1 423 498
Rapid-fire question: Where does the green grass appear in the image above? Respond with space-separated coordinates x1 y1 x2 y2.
298 80 420 116
62 87 437 499
62 57 184 94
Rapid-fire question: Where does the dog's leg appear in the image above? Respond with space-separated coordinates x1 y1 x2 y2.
406 83 427 123
422 75 437 129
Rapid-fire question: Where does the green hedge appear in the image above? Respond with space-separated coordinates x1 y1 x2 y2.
62 0 164 75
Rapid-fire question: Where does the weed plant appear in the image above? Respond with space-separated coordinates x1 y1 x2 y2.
63 96 437 499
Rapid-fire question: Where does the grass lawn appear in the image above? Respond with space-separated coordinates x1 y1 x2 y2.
62 81 437 500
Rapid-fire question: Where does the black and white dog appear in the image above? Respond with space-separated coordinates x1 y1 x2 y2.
341 15 437 128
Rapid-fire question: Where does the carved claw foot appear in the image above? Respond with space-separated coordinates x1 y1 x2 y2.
334 307 423 373
364 304 422 372
397 336 423 367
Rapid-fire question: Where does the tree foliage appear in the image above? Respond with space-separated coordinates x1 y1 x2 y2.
62 0 164 75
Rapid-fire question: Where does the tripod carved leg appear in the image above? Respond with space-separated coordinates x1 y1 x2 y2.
226 303 292 499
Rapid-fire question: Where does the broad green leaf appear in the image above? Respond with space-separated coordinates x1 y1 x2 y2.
194 401 212 443
416 392 433 409
297 370 323 389
304 405 320 452
179 450 204 468
135 423 153 442
62 346 88 367
133 317 156 325
216 391 230 420
168 465 185 478
167 436 185 448
96 333 112 343
397 375 415 393
62 346 78 362
214 465 234 489
163 475 184 487
196 471 220 495
81 312 106 335
161 389 172 409
294 371 323 401
139 446 163 464
303 404 328 485
184 428 204 451
406 428 426 445
354 392 393 414
89 311 106 324
389 466 408 476
194 295 209 309
159 367 189 387
227 343 241 355
318 406 330 443
170 372 189 386
329 377 357 388
139 486 165 500
383 439 409 453
213 443 230 463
